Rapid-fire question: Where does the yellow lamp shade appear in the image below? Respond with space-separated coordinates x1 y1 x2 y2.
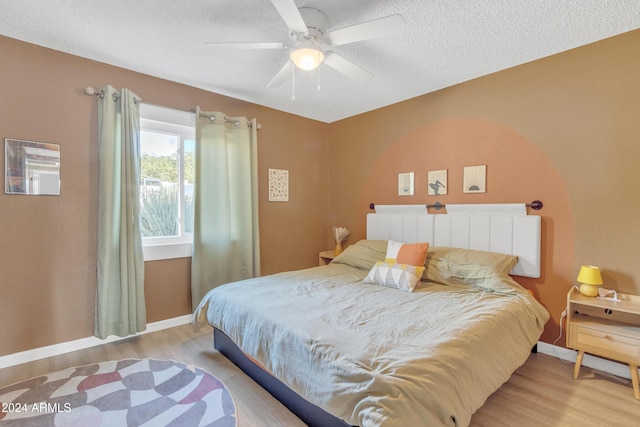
577 265 603 297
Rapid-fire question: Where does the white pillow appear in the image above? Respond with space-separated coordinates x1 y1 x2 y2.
364 261 425 292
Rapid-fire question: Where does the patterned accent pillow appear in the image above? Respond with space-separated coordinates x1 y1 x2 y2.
385 240 429 266
364 261 425 292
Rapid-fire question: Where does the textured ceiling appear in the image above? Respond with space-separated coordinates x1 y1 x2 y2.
2 1 640 123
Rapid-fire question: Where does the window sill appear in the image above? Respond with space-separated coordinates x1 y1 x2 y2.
143 242 192 261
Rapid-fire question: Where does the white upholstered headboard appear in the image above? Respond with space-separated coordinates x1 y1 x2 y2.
366 204 541 278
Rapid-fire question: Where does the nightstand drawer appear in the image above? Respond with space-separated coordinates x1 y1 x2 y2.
571 324 640 363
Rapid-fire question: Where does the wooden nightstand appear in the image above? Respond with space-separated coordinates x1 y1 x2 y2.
566 287 640 400
318 250 336 266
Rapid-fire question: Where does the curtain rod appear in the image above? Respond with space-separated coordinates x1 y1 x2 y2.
84 86 261 130
196 110 261 130
368 200 544 211
84 86 140 104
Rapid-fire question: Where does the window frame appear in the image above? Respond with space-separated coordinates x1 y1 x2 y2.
139 104 196 261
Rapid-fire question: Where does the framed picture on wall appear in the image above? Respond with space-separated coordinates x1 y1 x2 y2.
268 168 289 202
427 169 447 195
398 172 414 196
5 138 61 195
463 165 486 193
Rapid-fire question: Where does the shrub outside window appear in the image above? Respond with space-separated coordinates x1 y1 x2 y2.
139 104 195 260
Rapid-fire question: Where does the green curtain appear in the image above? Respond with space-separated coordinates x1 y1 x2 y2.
95 85 146 339
191 108 260 308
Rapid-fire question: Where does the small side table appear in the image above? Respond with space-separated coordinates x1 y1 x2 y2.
319 250 336 266
566 287 640 400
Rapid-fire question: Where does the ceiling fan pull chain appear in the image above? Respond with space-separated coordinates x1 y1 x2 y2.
291 63 296 100
317 68 321 91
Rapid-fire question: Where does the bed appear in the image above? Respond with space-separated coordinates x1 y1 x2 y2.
193 205 550 426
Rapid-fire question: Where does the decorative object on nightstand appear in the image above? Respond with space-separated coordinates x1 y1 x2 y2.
566 287 640 400
577 265 603 297
333 226 350 256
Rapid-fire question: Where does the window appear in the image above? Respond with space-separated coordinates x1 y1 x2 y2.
139 104 195 261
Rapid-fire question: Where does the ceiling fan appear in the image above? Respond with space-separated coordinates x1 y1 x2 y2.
206 0 405 88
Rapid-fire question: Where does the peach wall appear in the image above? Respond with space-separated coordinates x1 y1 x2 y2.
328 29 640 344
0 36 330 356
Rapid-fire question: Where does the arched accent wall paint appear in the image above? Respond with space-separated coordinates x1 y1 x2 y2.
354 119 573 343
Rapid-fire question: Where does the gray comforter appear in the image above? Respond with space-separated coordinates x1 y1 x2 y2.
193 263 548 426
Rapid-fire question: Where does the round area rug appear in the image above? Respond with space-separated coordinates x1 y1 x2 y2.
0 358 236 426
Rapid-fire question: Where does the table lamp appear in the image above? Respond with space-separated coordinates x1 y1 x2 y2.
577 265 603 297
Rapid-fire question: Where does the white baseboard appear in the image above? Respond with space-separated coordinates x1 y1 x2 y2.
0 315 192 370
536 341 634 380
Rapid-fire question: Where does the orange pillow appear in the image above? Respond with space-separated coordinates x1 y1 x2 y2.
385 241 429 266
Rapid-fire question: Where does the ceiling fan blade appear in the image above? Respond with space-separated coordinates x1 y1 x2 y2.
323 52 373 83
270 0 308 33
328 14 405 46
267 60 293 88
206 42 286 50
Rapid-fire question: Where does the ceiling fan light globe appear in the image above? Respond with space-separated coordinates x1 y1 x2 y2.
290 46 324 70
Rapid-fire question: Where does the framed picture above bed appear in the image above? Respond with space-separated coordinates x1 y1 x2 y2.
427 169 447 195
463 165 486 193
397 172 414 196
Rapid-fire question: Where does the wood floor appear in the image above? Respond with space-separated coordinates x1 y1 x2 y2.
1 324 638 426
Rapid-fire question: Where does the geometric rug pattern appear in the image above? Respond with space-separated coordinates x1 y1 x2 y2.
0 358 236 426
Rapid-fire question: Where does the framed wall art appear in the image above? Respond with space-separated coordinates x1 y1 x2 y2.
463 165 486 193
268 168 289 202
398 172 414 196
427 169 447 195
5 138 60 195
